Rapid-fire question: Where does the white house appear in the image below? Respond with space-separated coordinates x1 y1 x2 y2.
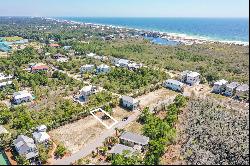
13 135 39 160
80 64 95 73
120 132 150 148
0 72 13 88
116 59 130 67
163 79 184 92
12 90 33 105
212 79 228 93
180 70 200 86
121 96 140 111
96 64 110 74
224 82 240 97
79 85 97 100
86 52 96 58
235 84 249 99
33 125 50 143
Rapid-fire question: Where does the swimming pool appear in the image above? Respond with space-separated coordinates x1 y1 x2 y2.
0 151 10 165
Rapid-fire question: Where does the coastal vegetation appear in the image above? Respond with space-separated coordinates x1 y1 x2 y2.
91 67 167 96
180 97 249 165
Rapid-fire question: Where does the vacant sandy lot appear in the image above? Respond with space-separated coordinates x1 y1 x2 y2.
49 88 178 154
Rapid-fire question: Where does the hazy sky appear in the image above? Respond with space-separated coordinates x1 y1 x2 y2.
0 0 249 18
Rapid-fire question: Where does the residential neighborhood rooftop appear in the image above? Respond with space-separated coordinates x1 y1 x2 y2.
226 82 240 89
109 144 135 155
122 96 139 104
236 84 249 91
120 131 149 146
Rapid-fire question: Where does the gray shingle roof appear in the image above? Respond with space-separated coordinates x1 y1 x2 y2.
120 132 149 146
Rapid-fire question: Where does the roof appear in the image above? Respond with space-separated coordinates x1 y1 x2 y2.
187 71 200 78
0 73 13 81
36 125 47 132
226 82 240 89
120 132 149 146
81 64 95 68
165 79 184 86
0 125 8 134
122 96 139 104
181 70 190 76
98 64 110 69
49 43 60 47
236 84 249 92
32 132 50 143
13 90 32 100
31 63 49 70
109 144 135 155
14 135 38 159
80 85 93 93
118 59 130 65
214 79 228 86
87 53 96 57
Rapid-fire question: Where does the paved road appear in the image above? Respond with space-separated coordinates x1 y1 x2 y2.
53 109 141 165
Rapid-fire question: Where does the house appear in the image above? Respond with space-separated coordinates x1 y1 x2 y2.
12 90 33 105
13 135 38 160
163 79 184 92
0 72 13 88
127 63 143 70
111 57 120 65
86 53 96 58
121 96 140 111
53 53 65 59
120 132 149 148
31 63 49 72
32 125 50 143
96 64 110 74
48 43 60 47
116 59 130 68
80 64 95 73
212 79 228 93
79 85 97 100
180 70 200 86
109 144 136 157
63 46 72 50
235 84 249 99
224 82 240 97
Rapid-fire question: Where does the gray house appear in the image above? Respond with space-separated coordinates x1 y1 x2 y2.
13 135 38 160
236 84 249 99
121 96 140 111
224 82 240 97
120 132 149 148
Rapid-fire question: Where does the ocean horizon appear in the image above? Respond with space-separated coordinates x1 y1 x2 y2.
56 17 249 43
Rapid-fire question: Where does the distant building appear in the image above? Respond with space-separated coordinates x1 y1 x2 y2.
31 63 49 72
79 85 97 101
224 82 240 97
96 64 110 74
86 53 96 58
163 79 184 92
180 70 200 86
48 43 60 47
212 79 228 94
0 72 13 88
32 125 50 143
12 90 33 105
63 46 72 50
235 84 249 99
13 135 38 160
120 132 150 148
80 64 95 73
121 96 140 111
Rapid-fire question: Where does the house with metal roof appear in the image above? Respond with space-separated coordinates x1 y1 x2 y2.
13 135 38 160
120 132 150 148
224 82 240 97
12 90 33 105
96 64 110 74
236 84 249 99
212 79 228 93
163 79 184 92
80 64 95 73
180 70 200 86
121 96 140 111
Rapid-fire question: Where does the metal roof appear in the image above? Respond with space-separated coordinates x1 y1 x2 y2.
120 132 149 146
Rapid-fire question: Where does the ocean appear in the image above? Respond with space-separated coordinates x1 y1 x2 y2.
57 17 249 44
